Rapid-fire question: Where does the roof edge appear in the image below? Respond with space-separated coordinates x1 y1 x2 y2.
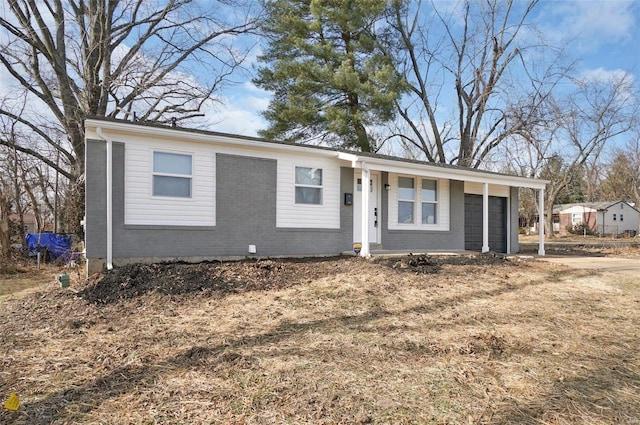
85 117 548 189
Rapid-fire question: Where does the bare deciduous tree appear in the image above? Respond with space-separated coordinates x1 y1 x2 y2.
511 73 637 236
388 0 569 167
0 0 258 235
601 135 640 207
0 175 12 262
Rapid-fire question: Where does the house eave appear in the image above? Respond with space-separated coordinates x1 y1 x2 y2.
85 118 548 190
349 155 548 190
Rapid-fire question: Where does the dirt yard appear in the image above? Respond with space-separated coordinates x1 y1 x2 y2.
1 253 640 424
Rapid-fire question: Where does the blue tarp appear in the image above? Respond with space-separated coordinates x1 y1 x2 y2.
26 233 73 262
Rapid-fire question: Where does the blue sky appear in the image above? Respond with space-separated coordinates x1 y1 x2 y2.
537 0 639 79
0 0 637 139
205 0 640 138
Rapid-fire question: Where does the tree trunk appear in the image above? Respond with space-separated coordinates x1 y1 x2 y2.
0 191 11 262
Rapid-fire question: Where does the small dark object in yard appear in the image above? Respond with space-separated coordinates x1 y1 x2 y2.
382 252 512 274
399 254 441 274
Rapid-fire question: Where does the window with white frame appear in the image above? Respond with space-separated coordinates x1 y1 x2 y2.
398 176 415 223
295 166 323 205
613 213 617 221
421 179 437 224
572 213 582 225
397 176 440 226
152 151 192 198
620 214 624 221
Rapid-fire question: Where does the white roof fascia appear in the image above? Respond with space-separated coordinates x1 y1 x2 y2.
359 156 548 190
85 119 341 159
86 119 548 190
559 205 597 214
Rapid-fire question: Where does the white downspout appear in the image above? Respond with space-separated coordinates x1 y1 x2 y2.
538 188 545 256
360 161 371 257
95 127 113 270
482 182 489 253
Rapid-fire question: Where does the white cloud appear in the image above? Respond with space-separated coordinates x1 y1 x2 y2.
194 85 269 137
576 67 636 108
193 80 271 137
539 0 637 51
198 103 268 137
579 67 634 84
570 1 635 41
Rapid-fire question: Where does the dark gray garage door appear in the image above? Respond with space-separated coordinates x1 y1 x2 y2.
464 194 507 253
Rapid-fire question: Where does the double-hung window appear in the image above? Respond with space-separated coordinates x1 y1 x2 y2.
152 151 192 198
295 166 323 205
398 177 415 223
421 179 437 224
397 176 439 225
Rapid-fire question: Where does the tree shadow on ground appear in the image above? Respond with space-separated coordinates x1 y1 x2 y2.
14 257 637 424
79 254 521 304
489 346 640 424
17 274 546 424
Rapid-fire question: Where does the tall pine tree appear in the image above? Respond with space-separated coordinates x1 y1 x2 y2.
254 0 404 152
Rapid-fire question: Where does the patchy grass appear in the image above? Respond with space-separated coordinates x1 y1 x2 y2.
0 264 64 304
1 255 640 424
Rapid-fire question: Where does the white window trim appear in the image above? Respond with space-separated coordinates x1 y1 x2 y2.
571 213 582 225
391 174 446 231
420 178 438 225
293 165 324 206
397 175 416 224
151 149 194 200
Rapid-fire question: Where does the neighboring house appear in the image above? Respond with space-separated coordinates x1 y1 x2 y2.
84 118 548 274
8 213 39 234
9 213 51 233
553 201 640 236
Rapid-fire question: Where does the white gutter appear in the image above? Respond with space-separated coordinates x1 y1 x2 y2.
95 127 114 270
482 183 489 253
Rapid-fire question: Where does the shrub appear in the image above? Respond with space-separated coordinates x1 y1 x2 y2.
567 222 595 236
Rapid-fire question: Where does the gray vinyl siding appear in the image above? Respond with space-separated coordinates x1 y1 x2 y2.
85 141 353 267
380 173 466 251
85 137 521 269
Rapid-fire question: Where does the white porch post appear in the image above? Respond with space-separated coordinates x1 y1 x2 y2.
538 188 546 255
482 182 490 253
360 163 371 257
